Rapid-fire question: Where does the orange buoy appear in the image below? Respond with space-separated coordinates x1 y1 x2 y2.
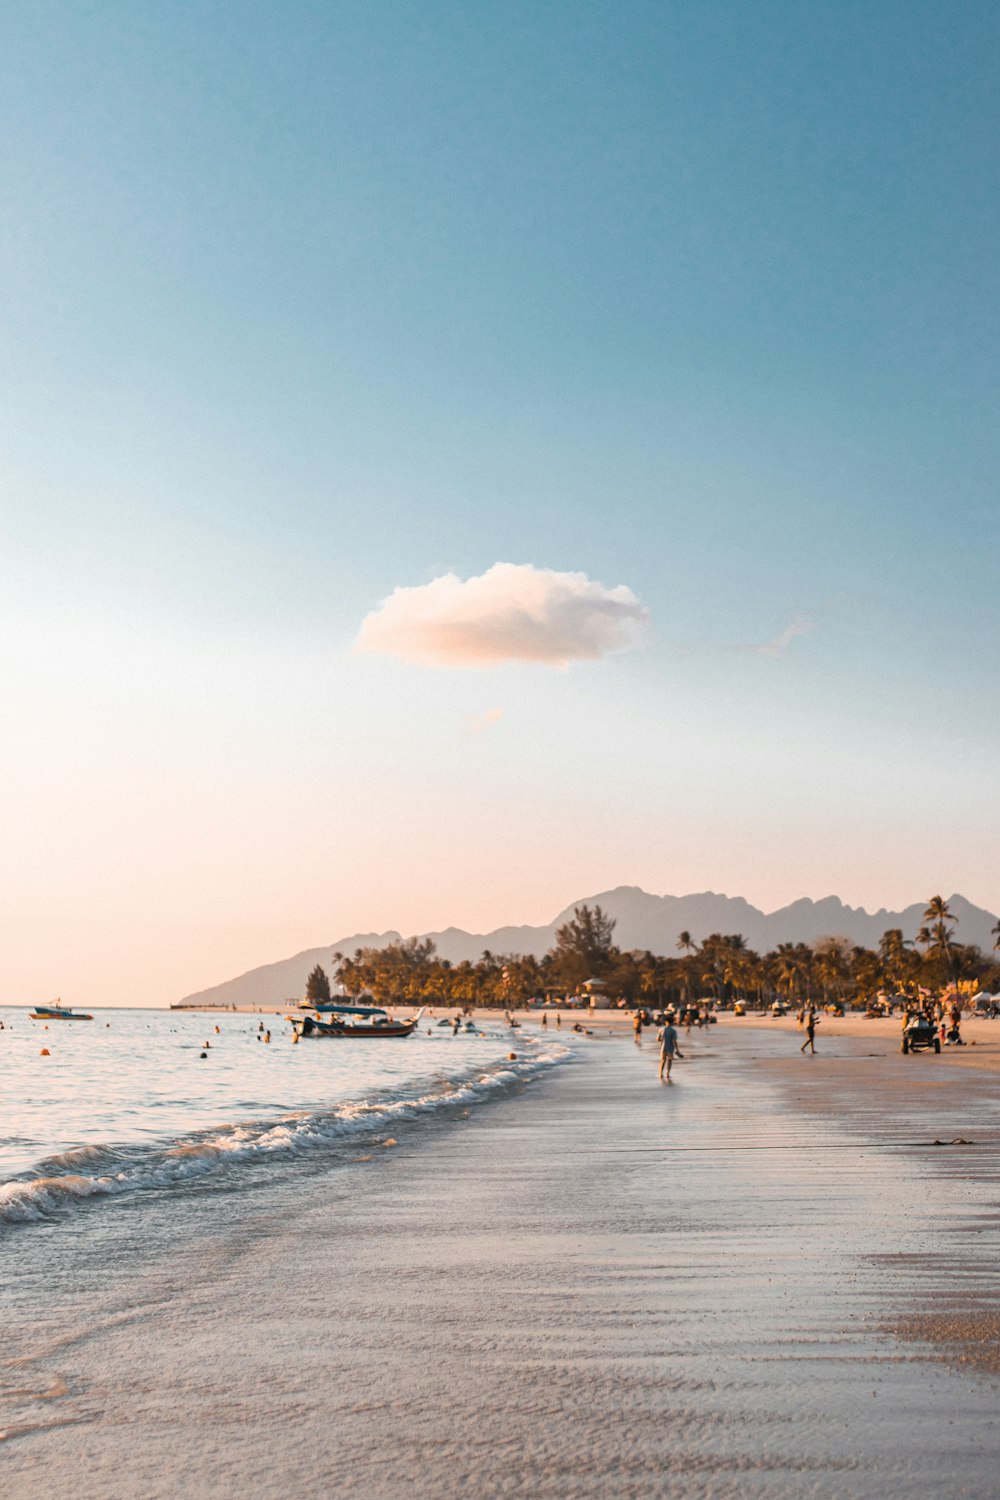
40 1047 50 1056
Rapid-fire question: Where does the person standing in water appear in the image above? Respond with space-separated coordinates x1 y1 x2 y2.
800 1006 817 1054
656 1019 682 1081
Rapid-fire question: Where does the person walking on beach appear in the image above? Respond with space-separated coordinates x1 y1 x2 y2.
633 1011 643 1044
657 1019 682 1081
800 1006 817 1054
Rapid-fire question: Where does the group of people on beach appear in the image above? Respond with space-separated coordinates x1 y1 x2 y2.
635 1001 820 1077
900 998 966 1046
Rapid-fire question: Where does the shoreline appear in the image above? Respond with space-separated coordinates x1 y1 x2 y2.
8 997 1000 1079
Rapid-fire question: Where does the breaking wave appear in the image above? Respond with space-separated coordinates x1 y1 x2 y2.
0 1039 569 1226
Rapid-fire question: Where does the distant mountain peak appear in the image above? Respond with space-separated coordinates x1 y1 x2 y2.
179 887 999 1009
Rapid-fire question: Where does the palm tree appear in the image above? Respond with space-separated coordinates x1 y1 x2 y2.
815 947 847 1005
992 920 1000 952
772 943 802 1003
877 929 909 993
929 922 957 977
878 928 908 962
718 935 748 1003
676 931 697 1005
923 895 955 927
850 945 882 1005
793 943 815 996
921 896 958 992
723 947 755 1004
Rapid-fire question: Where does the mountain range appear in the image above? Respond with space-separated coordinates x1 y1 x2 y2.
179 887 999 1008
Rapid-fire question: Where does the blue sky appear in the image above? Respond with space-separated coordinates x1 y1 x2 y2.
2 2 998 1004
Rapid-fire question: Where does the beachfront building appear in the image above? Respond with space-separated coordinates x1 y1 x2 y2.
581 977 612 1010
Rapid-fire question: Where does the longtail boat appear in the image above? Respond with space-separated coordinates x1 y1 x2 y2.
289 1004 423 1039
30 1000 94 1021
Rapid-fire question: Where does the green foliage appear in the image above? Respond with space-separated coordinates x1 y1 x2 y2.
551 904 618 989
335 937 439 1004
304 964 332 1002
320 891 987 1009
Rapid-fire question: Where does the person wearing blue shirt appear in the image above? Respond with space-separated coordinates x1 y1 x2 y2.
657 1022 682 1081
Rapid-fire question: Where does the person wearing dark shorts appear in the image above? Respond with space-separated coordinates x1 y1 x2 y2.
657 1021 682 1080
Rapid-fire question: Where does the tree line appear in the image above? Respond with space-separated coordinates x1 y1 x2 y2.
302 896 1000 1010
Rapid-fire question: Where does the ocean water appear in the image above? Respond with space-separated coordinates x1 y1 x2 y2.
0 1006 567 1225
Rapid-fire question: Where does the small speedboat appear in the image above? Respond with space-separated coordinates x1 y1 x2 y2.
30 1000 94 1021
289 1004 423 1039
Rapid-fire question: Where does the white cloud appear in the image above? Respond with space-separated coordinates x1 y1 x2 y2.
355 563 650 669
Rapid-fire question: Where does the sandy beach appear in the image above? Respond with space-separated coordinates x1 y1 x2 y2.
3 1015 999 1498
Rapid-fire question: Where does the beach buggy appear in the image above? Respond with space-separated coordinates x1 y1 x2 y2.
901 1013 941 1055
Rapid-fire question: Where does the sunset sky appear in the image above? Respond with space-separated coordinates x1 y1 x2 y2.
2 2 998 1006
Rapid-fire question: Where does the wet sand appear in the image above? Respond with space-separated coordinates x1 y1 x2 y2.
2 1021 999 1498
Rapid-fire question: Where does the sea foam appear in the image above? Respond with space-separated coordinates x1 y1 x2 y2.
0 1038 569 1226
